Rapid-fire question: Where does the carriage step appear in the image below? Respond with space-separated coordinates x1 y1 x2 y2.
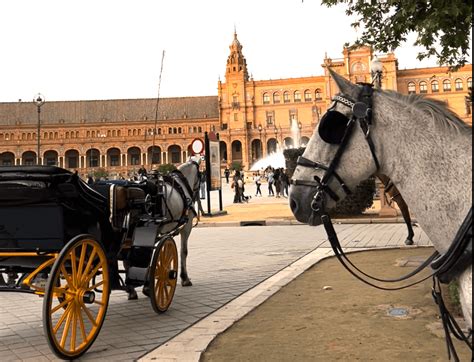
126 266 148 286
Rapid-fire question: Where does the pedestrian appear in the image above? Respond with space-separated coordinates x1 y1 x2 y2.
232 171 242 203
87 175 94 185
281 168 289 197
267 169 274 196
254 172 262 196
224 167 230 184
274 168 281 198
138 165 147 179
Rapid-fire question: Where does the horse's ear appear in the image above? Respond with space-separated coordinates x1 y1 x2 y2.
328 68 358 99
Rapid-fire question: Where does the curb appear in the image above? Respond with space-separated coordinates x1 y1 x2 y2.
197 217 416 228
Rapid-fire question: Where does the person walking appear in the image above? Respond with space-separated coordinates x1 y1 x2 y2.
280 168 289 197
224 167 230 184
232 171 242 203
254 172 262 196
267 169 274 196
274 168 281 198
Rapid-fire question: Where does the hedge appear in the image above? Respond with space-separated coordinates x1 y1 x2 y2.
284 148 375 216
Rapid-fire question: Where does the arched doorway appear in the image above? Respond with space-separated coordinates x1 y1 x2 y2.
147 146 162 165
86 148 100 168
168 145 182 164
44 150 58 166
22 151 36 166
127 147 141 166
64 150 79 169
251 139 262 162
0 152 15 166
219 141 228 164
267 139 278 154
300 136 310 147
107 148 121 167
284 137 294 149
231 140 242 163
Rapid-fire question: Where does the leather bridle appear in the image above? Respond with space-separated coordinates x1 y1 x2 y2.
291 83 472 359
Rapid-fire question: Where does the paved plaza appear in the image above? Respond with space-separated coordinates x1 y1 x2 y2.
0 181 432 361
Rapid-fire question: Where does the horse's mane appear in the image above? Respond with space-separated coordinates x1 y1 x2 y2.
382 90 472 133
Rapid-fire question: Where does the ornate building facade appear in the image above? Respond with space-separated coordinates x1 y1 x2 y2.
0 33 471 178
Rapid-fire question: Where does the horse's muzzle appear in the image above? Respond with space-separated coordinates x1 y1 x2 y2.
289 185 322 226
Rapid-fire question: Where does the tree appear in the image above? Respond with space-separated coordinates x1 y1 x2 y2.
320 0 472 69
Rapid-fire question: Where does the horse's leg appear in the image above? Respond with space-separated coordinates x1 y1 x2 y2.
179 218 193 286
391 190 415 245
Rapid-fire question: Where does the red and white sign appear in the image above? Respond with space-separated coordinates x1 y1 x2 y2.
190 138 204 155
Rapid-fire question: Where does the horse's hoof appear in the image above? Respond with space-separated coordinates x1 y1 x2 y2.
181 279 193 287
127 289 138 300
405 239 414 246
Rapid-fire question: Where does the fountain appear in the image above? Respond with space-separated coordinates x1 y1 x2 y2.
249 119 302 171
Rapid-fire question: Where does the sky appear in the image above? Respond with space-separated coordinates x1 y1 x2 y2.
0 0 455 103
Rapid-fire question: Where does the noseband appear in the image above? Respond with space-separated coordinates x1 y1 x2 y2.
292 83 380 216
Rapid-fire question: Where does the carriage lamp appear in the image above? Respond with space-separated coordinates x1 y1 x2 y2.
371 57 383 89
33 93 45 165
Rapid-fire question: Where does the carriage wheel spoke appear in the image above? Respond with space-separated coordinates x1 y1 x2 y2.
86 280 104 291
77 243 87 281
77 304 87 344
60 303 74 349
60 265 74 288
53 301 74 335
70 248 78 288
80 249 97 285
79 301 98 327
82 262 102 286
70 303 78 351
51 298 72 314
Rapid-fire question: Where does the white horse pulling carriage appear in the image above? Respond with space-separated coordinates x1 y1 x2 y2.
289 69 472 360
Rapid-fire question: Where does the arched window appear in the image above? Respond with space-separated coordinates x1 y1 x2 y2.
65 132 69 139
443 79 451 91
304 90 312 102
107 130 111 137
294 91 301 102
468 78 472 89
178 127 182 134
419 81 427 93
315 89 322 100
407 82 416 94
117 130 121 137
431 80 439 93
283 91 290 103
273 92 280 104
455 78 463 91
263 93 270 104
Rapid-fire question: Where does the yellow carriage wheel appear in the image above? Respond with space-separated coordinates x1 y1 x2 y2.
150 237 178 313
43 235 110 359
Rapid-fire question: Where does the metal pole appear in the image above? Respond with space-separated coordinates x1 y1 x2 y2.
37 106 41 165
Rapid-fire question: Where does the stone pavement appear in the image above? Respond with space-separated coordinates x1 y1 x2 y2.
0 182 429 361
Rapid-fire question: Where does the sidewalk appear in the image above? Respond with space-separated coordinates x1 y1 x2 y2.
198 196 409 227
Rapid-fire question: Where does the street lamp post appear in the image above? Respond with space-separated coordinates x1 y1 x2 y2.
33 93 45 165
257 124 263 158
371 57 383 89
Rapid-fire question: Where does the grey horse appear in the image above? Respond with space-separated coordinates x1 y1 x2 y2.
289 69 472 329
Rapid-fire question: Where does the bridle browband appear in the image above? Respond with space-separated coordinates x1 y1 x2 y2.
292 84 472 359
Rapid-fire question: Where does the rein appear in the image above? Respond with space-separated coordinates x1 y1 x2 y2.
161 161 201 228
292 84 472 359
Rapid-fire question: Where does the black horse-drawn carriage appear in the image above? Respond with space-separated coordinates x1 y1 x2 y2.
0 166 181 359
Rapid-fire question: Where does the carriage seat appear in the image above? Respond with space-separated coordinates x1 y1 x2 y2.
92 182 146 231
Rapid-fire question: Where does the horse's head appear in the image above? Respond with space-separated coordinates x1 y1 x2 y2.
289 69 380 226
178 155 202 194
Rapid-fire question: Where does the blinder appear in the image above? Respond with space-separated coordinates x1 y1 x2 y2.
318 110 350 144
